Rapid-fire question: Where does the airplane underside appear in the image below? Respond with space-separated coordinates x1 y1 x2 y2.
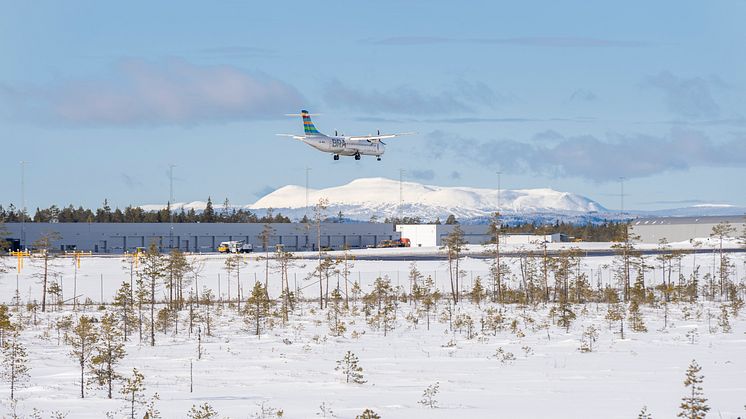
332 149 382 161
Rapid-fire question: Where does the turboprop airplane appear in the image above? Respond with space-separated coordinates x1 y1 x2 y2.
278 110 413 161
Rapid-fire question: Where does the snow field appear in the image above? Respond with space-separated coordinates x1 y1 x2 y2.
0 252 745 418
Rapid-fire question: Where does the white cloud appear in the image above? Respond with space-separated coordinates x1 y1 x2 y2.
0 58 304 126
428 129 746 182
643 72 721 119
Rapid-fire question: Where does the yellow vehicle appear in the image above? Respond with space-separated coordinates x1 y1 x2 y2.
218 241 253 254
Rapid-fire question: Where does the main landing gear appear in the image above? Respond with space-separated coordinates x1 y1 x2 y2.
333 154 339 160
377 156 381 161
354 153 361 160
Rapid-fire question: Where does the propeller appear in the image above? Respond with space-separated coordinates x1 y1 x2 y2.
377 130 387 145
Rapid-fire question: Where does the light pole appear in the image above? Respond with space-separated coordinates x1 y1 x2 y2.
304 167 313 217
496 171 502 211
399 169 406 221
619 177 625 216
20 161 27 249
169 164 176 250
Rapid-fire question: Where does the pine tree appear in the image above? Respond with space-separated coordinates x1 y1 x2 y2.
187 403 219 419
140 242 166 346
366 277 397 336
90 312 125 398
418 381 440 408
166 249 189 310
224 254 247 308
355 409 380 419
579 325 599 353
65 315 98 398
1 329 30 400
244 281 271 337
470 277 485 306
638 406 653 419
273 245 296 321
336 351 366 384
629 300 647 333
486 211 505 302
328 288 346 337
717 304 731 333
113 282 135 341
120 368 146 419
678 360 709 419
156 307 174 335
0 305 12 346
605 302 626 339
551 301 576 333
202 197 215 223
441 225 466 304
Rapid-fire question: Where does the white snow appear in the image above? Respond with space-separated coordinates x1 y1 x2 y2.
250 177 606 215
1 250 745 418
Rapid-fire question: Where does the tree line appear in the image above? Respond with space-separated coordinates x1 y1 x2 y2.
0 198 291 224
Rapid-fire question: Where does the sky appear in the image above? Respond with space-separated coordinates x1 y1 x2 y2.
1 0 745 212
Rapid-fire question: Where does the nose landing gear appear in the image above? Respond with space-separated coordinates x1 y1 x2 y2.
333 154 339 160
377 156 381 161
354 153 361 160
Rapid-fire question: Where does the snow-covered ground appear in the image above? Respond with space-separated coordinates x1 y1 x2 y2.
0 251 745 418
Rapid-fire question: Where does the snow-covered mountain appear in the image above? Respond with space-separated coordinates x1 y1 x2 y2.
139 177 746 223
249 177 606 222
141 177 607 222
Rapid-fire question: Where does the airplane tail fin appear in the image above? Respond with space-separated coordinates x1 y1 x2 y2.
301 110 323 136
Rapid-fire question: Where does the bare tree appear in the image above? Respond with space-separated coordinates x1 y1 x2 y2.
32 231 62 312
441 225 466 304
258 211 276 298
314 198 329 308
710 222 735 299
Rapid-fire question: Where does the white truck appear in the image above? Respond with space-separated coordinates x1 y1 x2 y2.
217 241 253 254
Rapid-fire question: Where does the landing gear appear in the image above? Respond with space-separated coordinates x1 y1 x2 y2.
333 154 339 160
377 156 381 161
354 153 361 160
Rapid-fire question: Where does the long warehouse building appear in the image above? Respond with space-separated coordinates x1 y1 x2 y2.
630 215 746 243
3 222 400 253
3 222 566 254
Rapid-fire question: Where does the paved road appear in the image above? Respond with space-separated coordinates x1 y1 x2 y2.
348 247 746 261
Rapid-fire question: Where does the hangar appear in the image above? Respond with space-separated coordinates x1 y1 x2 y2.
630 215 746 243
395 224 565 247
3 222 399 253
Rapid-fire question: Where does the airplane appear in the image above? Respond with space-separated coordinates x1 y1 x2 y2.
278 110 413 161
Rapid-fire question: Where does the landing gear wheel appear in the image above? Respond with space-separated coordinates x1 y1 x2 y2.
377 156 381 161
354 153 361 160
333 154 339 160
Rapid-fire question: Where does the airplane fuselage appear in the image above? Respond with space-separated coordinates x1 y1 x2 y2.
302 134 385 157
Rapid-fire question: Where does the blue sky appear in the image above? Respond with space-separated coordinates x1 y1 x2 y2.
2 0 745 212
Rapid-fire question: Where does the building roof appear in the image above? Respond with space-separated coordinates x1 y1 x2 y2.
632 215 746 226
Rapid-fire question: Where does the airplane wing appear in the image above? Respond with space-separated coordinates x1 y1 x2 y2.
276 134 305 140
347 132 415 141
